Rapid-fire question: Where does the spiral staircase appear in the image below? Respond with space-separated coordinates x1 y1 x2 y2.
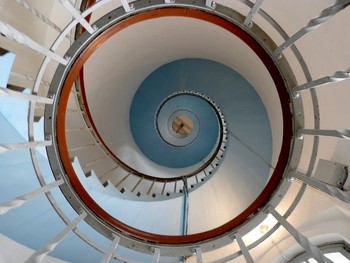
1 0 350 262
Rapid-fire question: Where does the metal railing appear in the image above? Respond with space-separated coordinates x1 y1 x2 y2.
0 0 349 262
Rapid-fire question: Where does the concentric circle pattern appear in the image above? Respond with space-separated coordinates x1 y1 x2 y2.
129 58 271 171
130 64 223 168
49 7 292 245
3 0 350 262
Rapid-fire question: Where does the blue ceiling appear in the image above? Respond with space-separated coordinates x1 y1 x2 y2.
129 58 272 169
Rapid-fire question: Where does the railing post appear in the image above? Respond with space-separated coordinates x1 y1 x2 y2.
205 0 216 9
99 166 119 184
58 0 96 34
152 248 160 263
120 0 135 12
0 140 52 153
161 181 167 195
10 71 50 86
235 233 254 263
243 0 264 27
0 87 53 104
115 173 131 188
268 207 333 263
24 211 87 263
273 0 350 58
0 179 64 215
0 20 68 65
298 129 350 139
293 70 350 96
195 247 203 263
291 171 350 204
15 0 63 34
147 180 155 195
131 177 143 193
100 235 120 263
182 179 189 236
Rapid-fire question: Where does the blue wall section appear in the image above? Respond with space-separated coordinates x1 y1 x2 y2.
130 58 272 171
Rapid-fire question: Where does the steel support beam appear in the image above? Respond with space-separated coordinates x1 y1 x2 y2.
273 0 350 58
152 248 160 263
298 129 350 139
235 233 254 263
24 211 87 263
58 0 96 34
195 247 203 263
243 0 264 27
0 179 64 215
0 20 68 65
291 171 350 204
100 235 120 263
293 70 350 95
0 140 52 153
0 87 53 104
268 207 333 263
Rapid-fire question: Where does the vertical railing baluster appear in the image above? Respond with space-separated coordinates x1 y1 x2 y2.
268 207 333 263
99 166 119 186
291 172 350 204
15 0 64 34
195 247 203 263
0 179 64 215
161 181 167 195
10 71 50 86
152 248 160 263
0 140 52 153
298 129 350 139
58 0 96 34
120 0 135 12
0 87 53 104
24 211 87 263
100 235 120 263
0 20 68 65
147 180 155 195
243 0 264 27
235 233 254 263
131 177 143 193
273 0 350 58
182 182 189 236
293 69 350 96
115 173 131 188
